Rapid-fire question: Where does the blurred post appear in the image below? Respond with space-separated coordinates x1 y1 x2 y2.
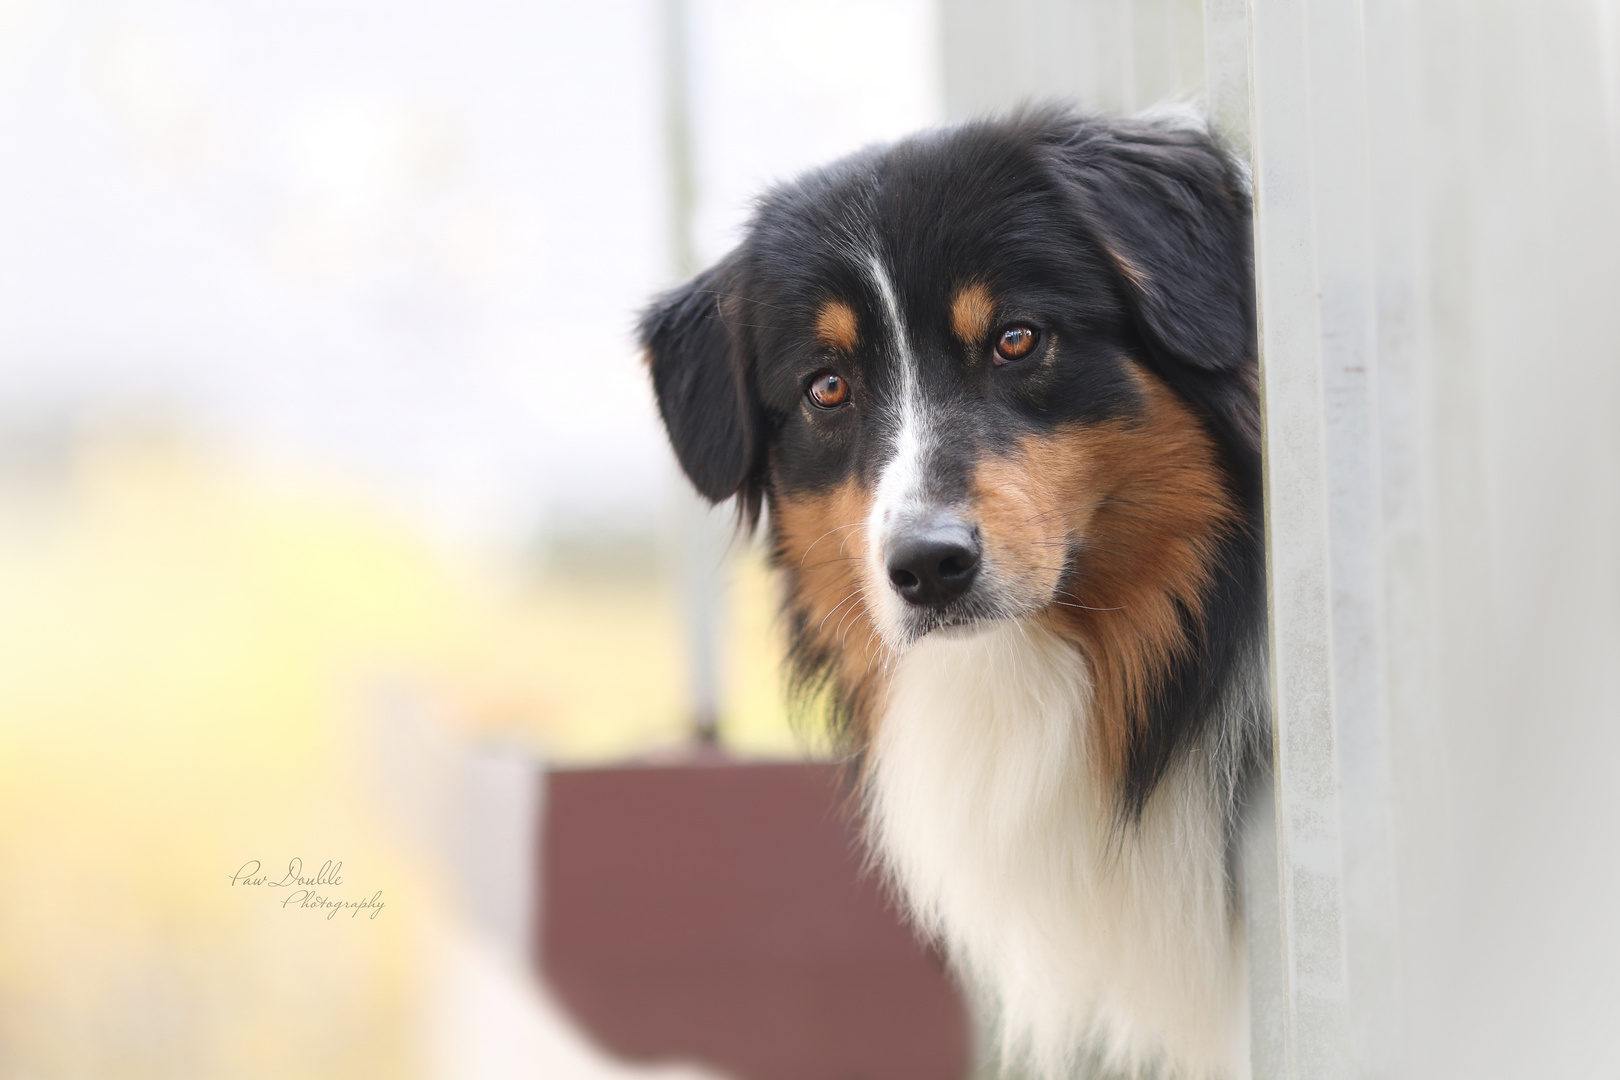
454 744 543 965
661 0 729 745
1244 0 1361 1073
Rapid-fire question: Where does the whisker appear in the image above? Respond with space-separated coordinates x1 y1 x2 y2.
817 588 866 636
802 576 859 608
793 563 868 579
1049 599 1126 612
798 521 865 568
692 289 796 315
1017 498 1139 529
834 584 876 648
1031 534 1135 551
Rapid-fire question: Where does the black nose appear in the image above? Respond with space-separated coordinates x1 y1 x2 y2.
885 520 981 607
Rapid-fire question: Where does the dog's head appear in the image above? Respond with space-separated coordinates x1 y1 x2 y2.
641 109 1259 787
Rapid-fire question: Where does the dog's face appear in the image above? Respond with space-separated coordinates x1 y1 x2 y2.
642 111 1259 786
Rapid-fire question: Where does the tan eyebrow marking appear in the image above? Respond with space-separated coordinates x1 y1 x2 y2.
814 299 860 351
950 282 996 345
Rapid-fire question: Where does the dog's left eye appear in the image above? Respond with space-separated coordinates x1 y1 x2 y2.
807 371 850 408
993 325 1040 365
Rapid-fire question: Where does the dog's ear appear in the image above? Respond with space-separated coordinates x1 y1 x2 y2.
1056 119 1255 374
639 256 765 513
1050 117 1260 478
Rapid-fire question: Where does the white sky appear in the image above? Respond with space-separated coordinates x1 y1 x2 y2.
0 0 941 542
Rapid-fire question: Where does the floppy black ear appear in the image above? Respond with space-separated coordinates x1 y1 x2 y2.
1056 118 1254 372
639 258 764 512
1050 116 1260 479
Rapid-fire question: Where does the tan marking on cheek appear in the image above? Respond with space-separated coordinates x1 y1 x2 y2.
814 300 860 352
949 282 996 346
772 477 890 736
973 365 1239 788
973 442 1099 610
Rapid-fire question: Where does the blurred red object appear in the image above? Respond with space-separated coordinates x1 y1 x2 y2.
537 756 971 1080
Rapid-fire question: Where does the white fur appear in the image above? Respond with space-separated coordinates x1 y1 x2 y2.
863 252 939 649
864 620 1247 1079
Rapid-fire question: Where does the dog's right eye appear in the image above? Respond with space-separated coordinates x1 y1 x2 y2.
807 372 850 408
993 325 1040 364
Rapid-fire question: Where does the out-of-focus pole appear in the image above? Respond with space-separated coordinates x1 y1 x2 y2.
662 0 697 281
660 0 727 745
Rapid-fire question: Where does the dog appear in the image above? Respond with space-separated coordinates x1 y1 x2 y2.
639 107 1268 1079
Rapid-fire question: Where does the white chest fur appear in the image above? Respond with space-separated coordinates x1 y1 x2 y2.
863 621 1246 1079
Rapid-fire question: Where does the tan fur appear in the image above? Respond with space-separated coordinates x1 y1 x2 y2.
814 299 860 352
972 366 1237 784
772 477 888 732
949 282 996 346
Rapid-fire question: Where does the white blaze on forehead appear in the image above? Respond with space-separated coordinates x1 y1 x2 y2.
866 254 927 520
866 252 935 643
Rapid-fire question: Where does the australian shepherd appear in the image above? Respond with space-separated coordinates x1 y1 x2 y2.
640 108 1268 1079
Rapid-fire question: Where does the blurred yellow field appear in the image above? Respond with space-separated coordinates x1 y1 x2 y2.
0 427 815 1076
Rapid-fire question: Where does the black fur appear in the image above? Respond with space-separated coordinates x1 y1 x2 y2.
639 258 767 520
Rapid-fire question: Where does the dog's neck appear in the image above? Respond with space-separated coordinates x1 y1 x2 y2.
863 619 1248 1078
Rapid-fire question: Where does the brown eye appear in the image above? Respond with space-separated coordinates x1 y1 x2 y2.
994 325 1039 364
807 371 850 408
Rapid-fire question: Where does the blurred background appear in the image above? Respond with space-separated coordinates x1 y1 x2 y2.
5 0 1618 1078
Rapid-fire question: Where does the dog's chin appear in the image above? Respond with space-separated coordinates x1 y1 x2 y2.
885 592 1046 650
930 618 1000 642
878 608 974 652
